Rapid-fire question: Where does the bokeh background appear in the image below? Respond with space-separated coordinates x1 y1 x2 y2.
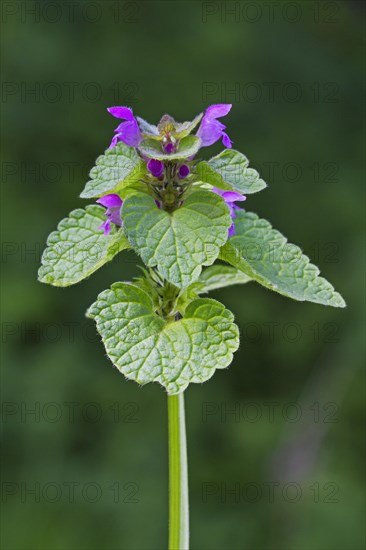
1 1 365 549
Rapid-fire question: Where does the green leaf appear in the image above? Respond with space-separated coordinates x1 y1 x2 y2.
38 205 130 287
174 113 203 139
194 265 251 293
220 210 346 307
122 190 232 288
87 283 239 394
80 142 145 199
196 149 267 194
138 135 201 160
176 265 251 313
136 116 159 136
195 162 227 189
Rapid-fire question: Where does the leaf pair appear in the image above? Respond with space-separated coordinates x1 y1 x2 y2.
38 203 346 309
37 189 232 289
87 283 239 395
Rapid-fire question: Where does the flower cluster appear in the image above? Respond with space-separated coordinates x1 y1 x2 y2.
107 104 233 152
97 104 245 236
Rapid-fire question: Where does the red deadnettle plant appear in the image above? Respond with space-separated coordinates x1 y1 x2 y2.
38 104 345 549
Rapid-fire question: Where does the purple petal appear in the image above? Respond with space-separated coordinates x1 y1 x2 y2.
98 220 111 235
107 106 134 120
222 132 233 148
205 104 232 119
197 104 233 148
109 134 120 149
228 222 236 238
164 142 175 154
155 200 162 209
117 120 142 147
107 207 122 226
148 159 164 178
197 120 224 147
212 188 246 203
178 164 190 179
212 187 225 197
227 204 236 217
230 205 244 219
221 191 246 202
97 194 123 208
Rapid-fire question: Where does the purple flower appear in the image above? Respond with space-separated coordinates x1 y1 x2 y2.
107 106 142 148
197 104 233 148
178 164 190 179
96 194 123 235
212 187 246 237
147 159 164 178
164 142 176 154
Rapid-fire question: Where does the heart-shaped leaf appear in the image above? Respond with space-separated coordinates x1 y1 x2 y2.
220 210 346 307
122 190 232 288
80 142 145 199
87 283 239 394
38 205 130 286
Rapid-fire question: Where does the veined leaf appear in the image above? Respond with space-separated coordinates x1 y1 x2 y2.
220 210 346 307
80 142 145 199
194 265 251 293
122 190 232 288
196 149 267 194
38 205 130 287
87 283 239 394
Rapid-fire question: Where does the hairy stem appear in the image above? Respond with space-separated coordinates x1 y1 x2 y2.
168 392 189 549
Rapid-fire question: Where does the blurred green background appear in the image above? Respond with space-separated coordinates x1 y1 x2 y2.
1 1 365 549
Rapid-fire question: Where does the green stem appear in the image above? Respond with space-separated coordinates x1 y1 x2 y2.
168 392 189 550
